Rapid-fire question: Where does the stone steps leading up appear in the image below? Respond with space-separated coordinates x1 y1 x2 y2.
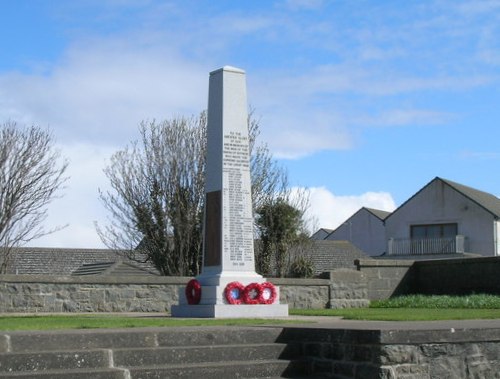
0 327 309 379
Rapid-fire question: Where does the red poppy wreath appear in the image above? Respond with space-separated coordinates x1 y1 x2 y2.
242 282 262 305
224 281 245 304
185 279 202 305
259 282 277 304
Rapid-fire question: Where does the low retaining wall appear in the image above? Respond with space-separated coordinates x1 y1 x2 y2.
355 259 414 300
281 325 500 378
356 256 500 300
413 256 500 295
0 274 357 313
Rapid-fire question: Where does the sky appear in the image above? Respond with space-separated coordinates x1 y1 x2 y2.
1 0 499 248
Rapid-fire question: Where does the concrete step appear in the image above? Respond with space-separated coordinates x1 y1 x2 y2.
5 327 284 353
126 359 306 378
0 327 305 378
0 367 126 379
113 342 299 366
0 349 111 373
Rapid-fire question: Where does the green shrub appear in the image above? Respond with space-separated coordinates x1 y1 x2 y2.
289 256 314 278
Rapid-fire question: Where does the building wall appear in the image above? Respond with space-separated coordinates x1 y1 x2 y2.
327 209 386 256
385 179 496 256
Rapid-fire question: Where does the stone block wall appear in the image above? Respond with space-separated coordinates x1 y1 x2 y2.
0 275 348 313
355 256 500 300
281 327 500 378
328 269 369 309
355 259 415 300
413 256 500 295
0 276 184 313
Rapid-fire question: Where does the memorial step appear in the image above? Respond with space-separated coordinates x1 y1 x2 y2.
112 342 299 366
0 368 126 379
0 327 309 378
4 327 284 352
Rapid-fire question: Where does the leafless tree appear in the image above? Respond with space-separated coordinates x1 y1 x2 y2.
0 122 68 273
97 111 306 276
96 115 206 276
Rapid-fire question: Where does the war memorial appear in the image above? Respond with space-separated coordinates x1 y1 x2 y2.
172 66 288 318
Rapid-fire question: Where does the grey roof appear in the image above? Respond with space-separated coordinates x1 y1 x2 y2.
440 178 500 218
386 177 500 222
307 240 370 275
71 261 159 276
7 247 160 276
364 207 392 221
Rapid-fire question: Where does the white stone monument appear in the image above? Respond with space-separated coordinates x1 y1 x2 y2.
171 66 288 318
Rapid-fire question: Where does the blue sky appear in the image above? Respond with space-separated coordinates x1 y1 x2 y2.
1 0 499 247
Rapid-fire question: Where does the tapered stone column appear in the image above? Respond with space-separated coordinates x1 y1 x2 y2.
172 66 288 318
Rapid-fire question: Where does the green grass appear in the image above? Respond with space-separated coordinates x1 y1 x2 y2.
0 315 298 331
291 294 500 321
290 307 500 321
371 294 500 309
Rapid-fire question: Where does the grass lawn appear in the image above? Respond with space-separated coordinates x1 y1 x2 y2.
290 308 500 321
0 314 300 331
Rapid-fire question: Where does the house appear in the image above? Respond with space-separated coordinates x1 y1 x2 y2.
313 177 500 258
325 207 391 256
310 228 333 240
385 177 500 257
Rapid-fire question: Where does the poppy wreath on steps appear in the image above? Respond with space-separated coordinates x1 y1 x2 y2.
242 282 262 305
185 279 202 305
258 282 277 304
224 281 245 304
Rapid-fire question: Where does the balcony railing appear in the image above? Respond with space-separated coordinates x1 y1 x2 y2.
387 235 466 256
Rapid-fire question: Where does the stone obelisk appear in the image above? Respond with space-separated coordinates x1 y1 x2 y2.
172 66 288 318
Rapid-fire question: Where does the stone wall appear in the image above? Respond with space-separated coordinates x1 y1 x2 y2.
355 259 414 300
356 256 500 300
0 275 347 313
413 256 500 295
0 275 184 313
281 326 500 378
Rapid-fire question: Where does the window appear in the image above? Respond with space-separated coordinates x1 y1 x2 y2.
410 223 458 239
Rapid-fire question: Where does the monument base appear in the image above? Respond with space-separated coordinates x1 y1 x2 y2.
171 303 289 318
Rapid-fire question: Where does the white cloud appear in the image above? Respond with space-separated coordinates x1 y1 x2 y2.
26 142 117 248
0 37 208 145
303 186 397 234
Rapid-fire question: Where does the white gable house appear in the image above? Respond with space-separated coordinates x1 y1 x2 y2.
385 177 500 257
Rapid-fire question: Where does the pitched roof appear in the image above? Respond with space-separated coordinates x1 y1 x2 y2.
306 240 370 274
440 178 500 218
7 247 160 276
386 177 500 221
364 207 392 221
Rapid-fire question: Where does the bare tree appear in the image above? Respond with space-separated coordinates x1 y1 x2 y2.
96 115 206 276
0 121 68 273
97 111 304 276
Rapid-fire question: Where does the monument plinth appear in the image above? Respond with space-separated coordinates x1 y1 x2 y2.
171 66 288 318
